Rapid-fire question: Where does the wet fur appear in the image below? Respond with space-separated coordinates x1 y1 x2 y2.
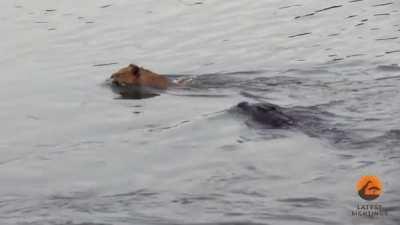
111 64 170 90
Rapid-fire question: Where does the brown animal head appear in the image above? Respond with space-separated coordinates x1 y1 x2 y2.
110 64 141 87
110 64 169 90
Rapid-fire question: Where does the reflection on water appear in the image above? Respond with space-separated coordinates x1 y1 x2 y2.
1 0 400 224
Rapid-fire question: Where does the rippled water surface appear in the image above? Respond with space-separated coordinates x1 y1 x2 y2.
1 0 400 224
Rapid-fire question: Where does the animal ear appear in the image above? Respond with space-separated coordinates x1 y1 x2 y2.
129 64 140 77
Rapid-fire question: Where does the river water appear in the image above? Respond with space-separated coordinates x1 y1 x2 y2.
1 0 400 224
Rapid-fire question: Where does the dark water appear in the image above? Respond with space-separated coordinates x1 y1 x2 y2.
1 0 400 224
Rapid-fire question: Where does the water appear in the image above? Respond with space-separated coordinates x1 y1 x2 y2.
1 0 400 224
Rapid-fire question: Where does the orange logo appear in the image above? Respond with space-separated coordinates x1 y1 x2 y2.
356 176 382 201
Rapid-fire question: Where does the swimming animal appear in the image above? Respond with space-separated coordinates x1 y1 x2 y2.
111 64 170 89
109 64 183 98
232 101 355 147
236 101 296 128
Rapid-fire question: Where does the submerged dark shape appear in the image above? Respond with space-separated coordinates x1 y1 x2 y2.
233 101 363 148
236 101 296 128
